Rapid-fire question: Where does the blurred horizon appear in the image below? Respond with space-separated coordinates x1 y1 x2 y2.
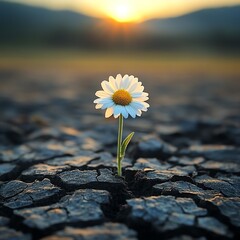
6 0 240 21
1 1 240 53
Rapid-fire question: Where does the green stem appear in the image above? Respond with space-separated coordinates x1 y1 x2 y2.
117 114 123 176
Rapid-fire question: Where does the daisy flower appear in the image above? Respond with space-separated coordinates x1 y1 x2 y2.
94 74 149 119
94 74 149 176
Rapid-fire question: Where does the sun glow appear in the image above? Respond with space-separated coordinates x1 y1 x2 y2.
107 3 140 22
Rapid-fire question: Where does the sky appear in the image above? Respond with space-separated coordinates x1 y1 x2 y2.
7 0 240 22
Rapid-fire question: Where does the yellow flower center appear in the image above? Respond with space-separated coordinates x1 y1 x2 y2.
112 89 132 106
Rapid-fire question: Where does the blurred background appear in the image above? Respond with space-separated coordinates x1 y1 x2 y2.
0 0 240 127
1 0 240 78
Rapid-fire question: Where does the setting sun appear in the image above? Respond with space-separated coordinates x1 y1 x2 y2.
111 4 131 22
108 3 139 22
106 2 139 22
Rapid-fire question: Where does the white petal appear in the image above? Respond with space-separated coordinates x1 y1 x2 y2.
93 98 101 104
105 107 113 118
95 104 103 109
131 92 144 98
128 76 138 85
128 75 135 82
137 110 142 116
131 102 145 110
128 75 135 88
142 92 149 97
126 105 137 118
114 114 120 118
101 81 114 94
122 107 129 118
128 82 138 93
131 82 144 93
116 74 122 89
133 96 149 102
141 102 150 108
131 92 148 98
131 101 149 112
109 76 117 91
120 75 130 89
101 101 115 109
113 105 128 118
94 98 111 104
95 90 111 98
127 76 138 90
113 105 123 116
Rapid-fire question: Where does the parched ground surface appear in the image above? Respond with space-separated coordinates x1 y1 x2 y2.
0 57 240 240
